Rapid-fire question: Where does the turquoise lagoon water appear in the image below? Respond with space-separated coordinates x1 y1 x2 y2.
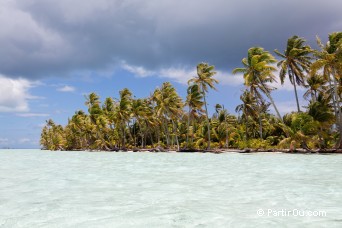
0 149 341 227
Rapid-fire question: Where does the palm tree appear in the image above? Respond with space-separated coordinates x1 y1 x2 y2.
233 47 282 121
140 98 156 147
115 88 133 149
94 115 110 150
278 112 319 150
40 119 66 150
185 84 204 148
65 111 83 149
256 101 271 139
311 32 342 148
152 82 183 150
274 35 312 112
85 92 102 123
303 73 327 102
131 98 152 147
307 93 335 148
188 63 218 149
214 104 236 148
235 90 258 141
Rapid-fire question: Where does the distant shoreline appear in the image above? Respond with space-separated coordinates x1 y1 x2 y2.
38 148 342 154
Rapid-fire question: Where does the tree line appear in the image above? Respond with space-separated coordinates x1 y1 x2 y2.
41 32 342 151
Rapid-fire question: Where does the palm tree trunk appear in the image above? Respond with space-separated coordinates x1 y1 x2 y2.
293 79 301 112
245 114 249 142
332 70 342 149
122 124 126 149
225 126 229 148
327 74 338 118
171 131 174 148
325 72 342 148
163 118 170 147
258 115 263 139
313 91 317 102
191 119 194 144
171 119 180 151
157 128 160 146
257 78 283 121
147 121 155 147
133 119 136 147
186 108 191 148
149 131 154 147
203 92 211 149
265 88 282 120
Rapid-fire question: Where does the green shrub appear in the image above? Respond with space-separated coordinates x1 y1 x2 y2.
237 139 272 150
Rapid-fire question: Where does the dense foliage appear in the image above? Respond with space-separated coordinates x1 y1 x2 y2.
41 32 342 151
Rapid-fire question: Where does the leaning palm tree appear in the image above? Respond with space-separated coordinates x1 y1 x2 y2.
275 35 312 112
233 47 282 121
188 63 218 149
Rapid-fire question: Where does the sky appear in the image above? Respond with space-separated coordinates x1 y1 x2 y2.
0 0 341 148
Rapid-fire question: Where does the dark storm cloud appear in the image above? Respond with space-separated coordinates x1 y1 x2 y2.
1 0 341 79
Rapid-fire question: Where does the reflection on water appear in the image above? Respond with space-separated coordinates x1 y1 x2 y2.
0 150 341 227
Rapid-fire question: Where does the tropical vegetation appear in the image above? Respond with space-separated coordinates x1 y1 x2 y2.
41 32 342 151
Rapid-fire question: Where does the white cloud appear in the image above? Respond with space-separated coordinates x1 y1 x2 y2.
19 138 30 144
57 85 75 92
271 67 306 92
122 63 194 84
215 71 244 86
272 101 298 115
275 79 306 92
0 138 9 145
122 63 154 78
37 123 46 128
269 99 308 116
159 67 195 84
122 63 245 86
0 75 36 112
16 113 50 117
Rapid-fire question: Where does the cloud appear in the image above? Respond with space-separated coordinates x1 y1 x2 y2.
0 138 9 145
122 63 195 84
19 138 31 144
274 78 307 92
269 99 308 116
123 63 245 86
215 72 244 86
271 67 306 92
0 75 36 112
122 63 154 78
16 113 50 117
159 67 196 84
57 85 75 92
273 101 298 115
0 0 341 80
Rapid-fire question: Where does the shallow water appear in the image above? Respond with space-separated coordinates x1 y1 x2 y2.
0 150 341 227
